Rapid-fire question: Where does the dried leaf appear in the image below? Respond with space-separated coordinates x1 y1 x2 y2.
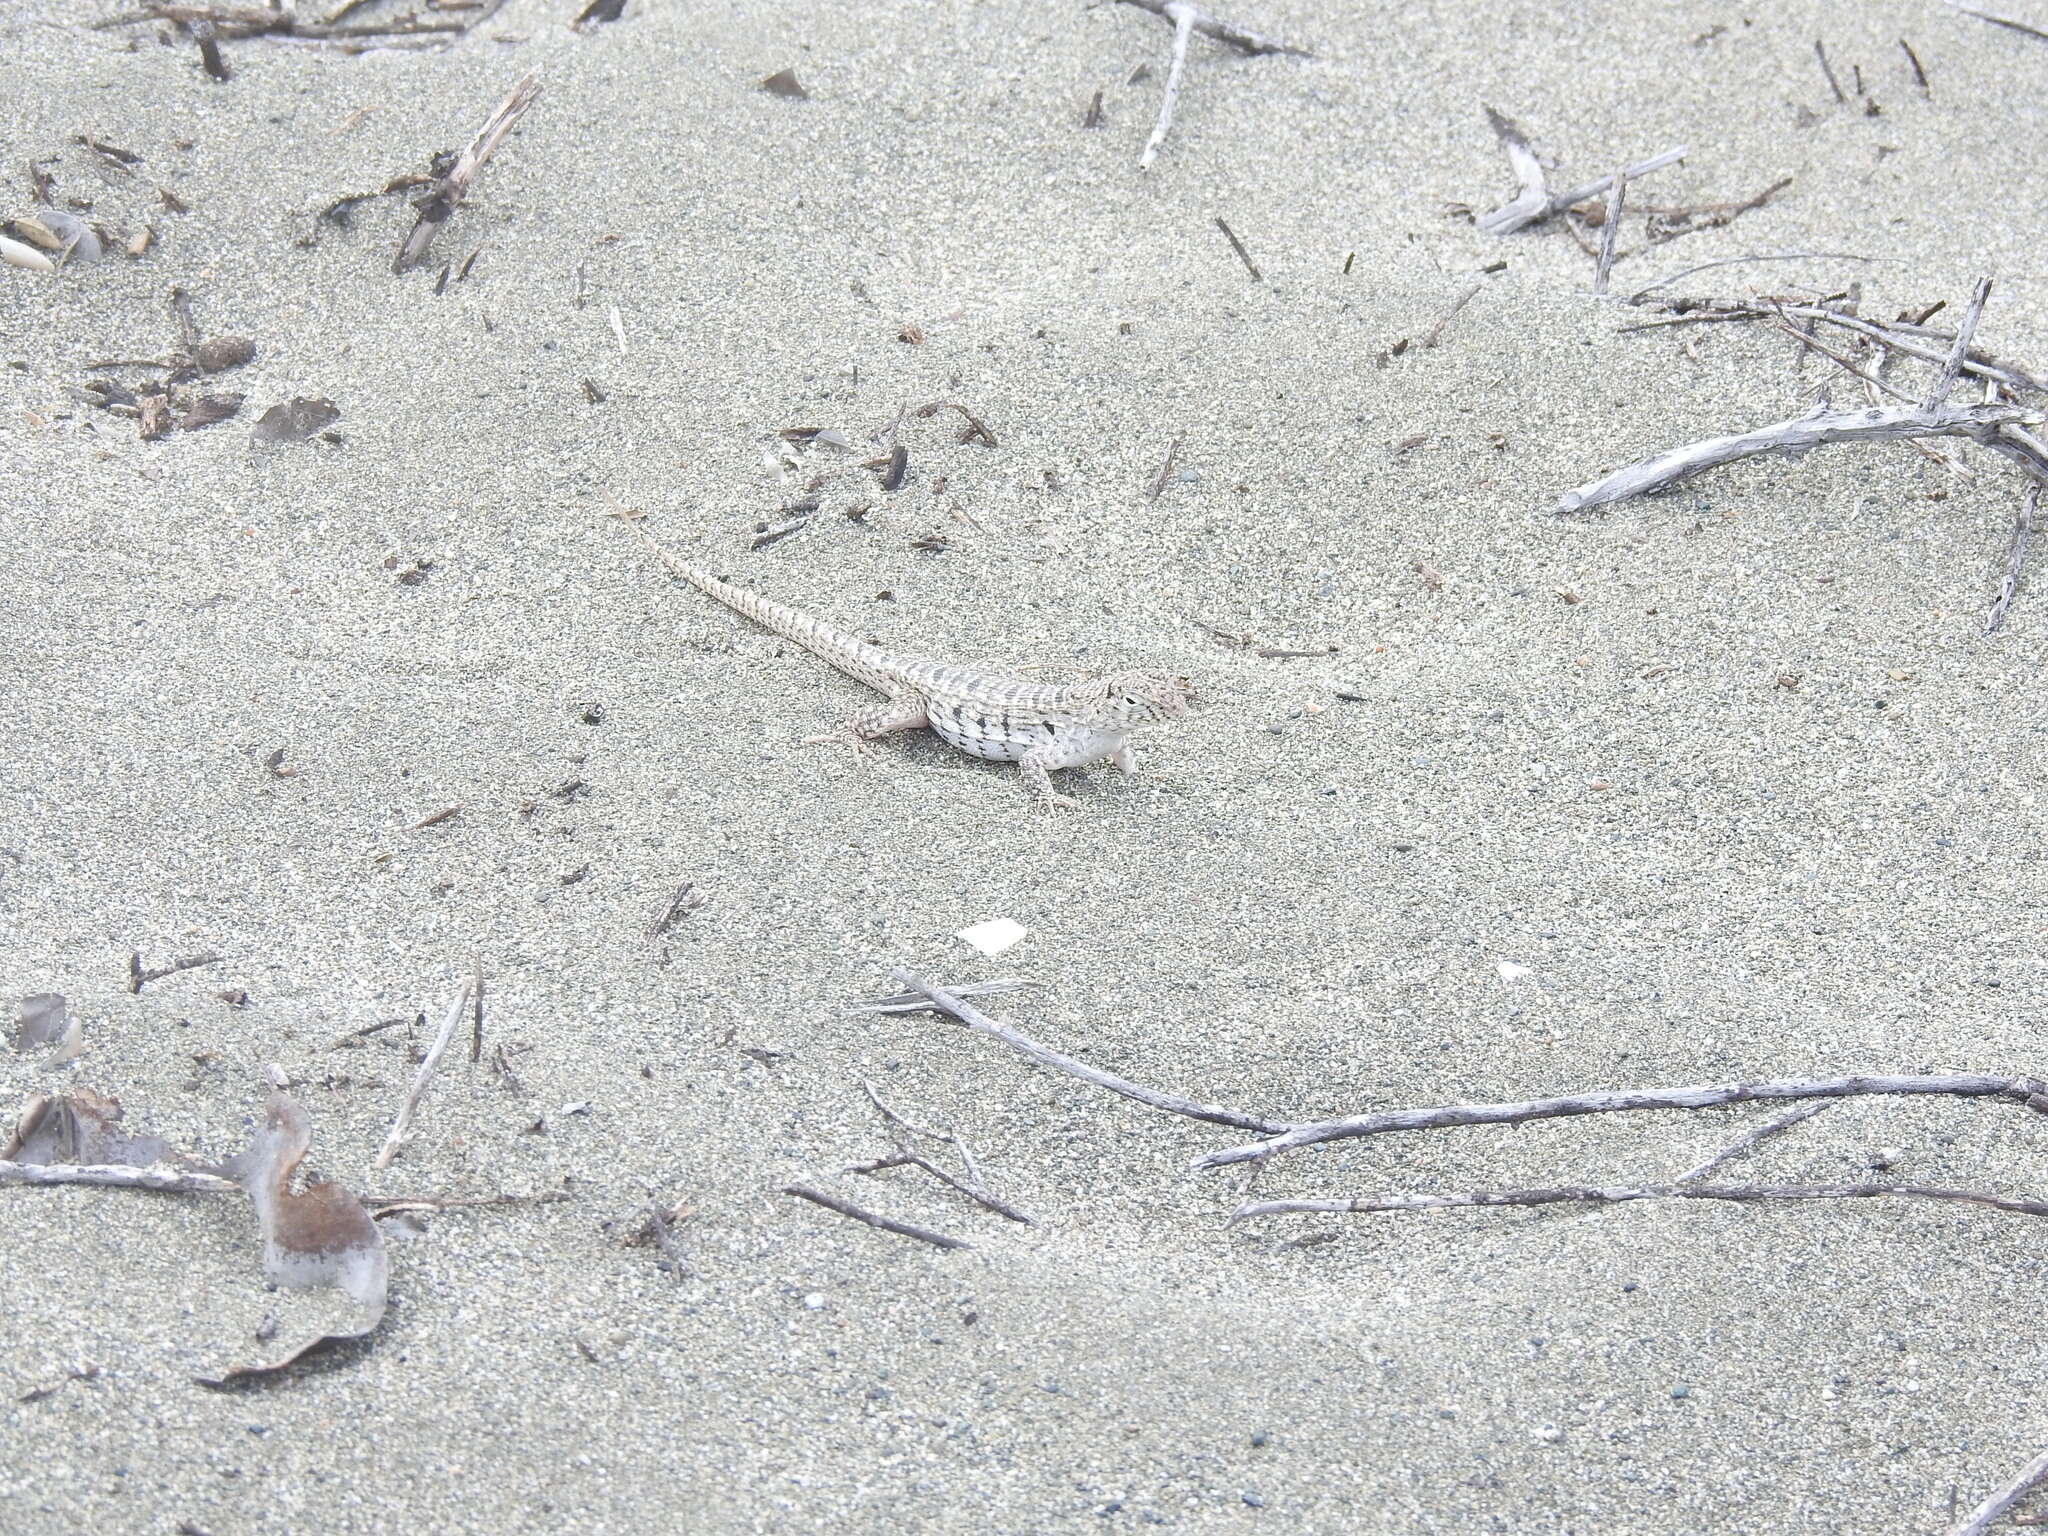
198 1087 387 1387
3 1090 167 1167
179 393 244 431
10 993 68 1052
193 336 255 373
251 398 340 445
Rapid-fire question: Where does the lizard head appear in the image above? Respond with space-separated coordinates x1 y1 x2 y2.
1080 670 1195 728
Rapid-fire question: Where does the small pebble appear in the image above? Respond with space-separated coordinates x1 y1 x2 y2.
802 1293 825 1310
1670 1385 1691 1400
1241 1492 1265 1509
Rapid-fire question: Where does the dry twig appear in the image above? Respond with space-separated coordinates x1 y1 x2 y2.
1197 1073 2045 1169
1944 1 2048 45
0 1161 238 1193
853 1080 1036 1224
372 976 472 1169
850 978 1033 1015
781 1182 972 1250
887 969 1286 1134
1953 1448 2048 1536
126 950 223 993
1232 1181 2048 1224
1673 1100 1833 1183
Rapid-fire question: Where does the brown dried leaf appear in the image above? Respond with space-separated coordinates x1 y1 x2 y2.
198 1087 388 1388
178 393 243 431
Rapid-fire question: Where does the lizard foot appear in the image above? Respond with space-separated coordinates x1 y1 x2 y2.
803 730 878 760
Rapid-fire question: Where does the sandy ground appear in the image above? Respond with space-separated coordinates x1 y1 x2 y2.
3 0 2047 1530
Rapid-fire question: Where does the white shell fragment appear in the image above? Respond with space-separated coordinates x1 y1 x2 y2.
0 233 55 273
956 918 1028 957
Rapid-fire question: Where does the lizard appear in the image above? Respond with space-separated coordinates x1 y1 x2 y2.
617 516 1193 810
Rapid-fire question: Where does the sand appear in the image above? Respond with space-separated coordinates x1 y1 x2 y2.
3 0 2047 1530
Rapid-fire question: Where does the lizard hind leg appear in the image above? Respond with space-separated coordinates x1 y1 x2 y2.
1018 752 1082 812
803 694 928 759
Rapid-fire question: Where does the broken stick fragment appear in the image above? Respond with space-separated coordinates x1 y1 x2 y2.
394 68 541 275
1556 400 2038 514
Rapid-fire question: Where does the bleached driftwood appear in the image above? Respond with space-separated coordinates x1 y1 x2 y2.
1555 400 2038 514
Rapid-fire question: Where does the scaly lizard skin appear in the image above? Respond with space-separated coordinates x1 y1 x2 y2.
621 518 1192 810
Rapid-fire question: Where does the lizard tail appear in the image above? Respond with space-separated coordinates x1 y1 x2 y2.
615 515 906 696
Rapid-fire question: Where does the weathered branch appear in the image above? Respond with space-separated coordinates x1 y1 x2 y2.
0 1161 238 1193
1196 1074 2046 1170
1476 107 1685 236
1232 1181 2048 1224
394 68 540 274
1556 401 2039 514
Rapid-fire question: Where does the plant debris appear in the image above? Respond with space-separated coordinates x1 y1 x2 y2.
3 1090 169 1168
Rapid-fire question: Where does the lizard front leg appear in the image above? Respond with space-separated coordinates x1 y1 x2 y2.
803 692 928 758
